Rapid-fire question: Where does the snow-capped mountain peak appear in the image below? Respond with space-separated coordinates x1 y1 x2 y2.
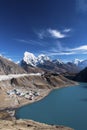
23 51 37 66
53 59 64 64
22 52 87 70
22 52 51 66
74 59 82 66
37 54 51 64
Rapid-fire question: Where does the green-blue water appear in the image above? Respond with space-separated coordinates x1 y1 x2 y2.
15 83 87 130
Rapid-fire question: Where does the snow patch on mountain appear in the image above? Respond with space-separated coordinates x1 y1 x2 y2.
53 59 64 64
23 52 37 66
37 54 51 64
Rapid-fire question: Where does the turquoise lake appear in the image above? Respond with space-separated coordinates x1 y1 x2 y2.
15 83 87 130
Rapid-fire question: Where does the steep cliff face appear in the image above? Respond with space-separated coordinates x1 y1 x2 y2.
0 56 26 74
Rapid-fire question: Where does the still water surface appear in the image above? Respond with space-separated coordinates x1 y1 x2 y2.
15 83 87 130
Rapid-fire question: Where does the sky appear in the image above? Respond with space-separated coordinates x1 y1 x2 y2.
0 0 87 62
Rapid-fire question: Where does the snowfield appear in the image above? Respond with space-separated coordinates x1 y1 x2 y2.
0 73 41 81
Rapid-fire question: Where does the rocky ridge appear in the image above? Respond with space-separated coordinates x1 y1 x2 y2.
0 56 26 75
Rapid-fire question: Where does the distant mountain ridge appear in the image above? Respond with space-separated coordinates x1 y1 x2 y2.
1 51 87 75
73 59 87 70
20 51 80 74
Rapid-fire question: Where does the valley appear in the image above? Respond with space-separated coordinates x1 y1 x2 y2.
0 53 86 130
0 72 77 109
0 73 77 130
0 72 76 130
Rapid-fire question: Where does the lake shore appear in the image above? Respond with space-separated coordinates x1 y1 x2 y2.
0 74 78 130
0 84 75 130
0 82 78 112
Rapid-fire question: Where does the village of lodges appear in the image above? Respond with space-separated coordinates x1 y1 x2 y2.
7 88 40 100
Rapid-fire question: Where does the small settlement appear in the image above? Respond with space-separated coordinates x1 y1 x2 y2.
7 88 40 100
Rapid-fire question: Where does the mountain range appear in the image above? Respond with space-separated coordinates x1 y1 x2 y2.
20 51 87 74
0 53 78 109
0 51 87 82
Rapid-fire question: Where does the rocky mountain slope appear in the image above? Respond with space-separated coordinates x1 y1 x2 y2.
0 56 26 74
0 72 77 109
21 60 43 73
0 119 73 130
74 67 87 82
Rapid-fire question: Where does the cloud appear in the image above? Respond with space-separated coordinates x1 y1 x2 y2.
70 45 87 51
64 45 87 55
47 51 76 56
15 39 44 46
48 29 66 39
76 0 87 13
37 31 46 39
37 28 70 39
15 39 30 44
41 45 87 56
63 28 71 33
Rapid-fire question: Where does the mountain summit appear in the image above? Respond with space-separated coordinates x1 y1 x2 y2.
37 54 51 64
23 52 37 66
22 51 51 67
